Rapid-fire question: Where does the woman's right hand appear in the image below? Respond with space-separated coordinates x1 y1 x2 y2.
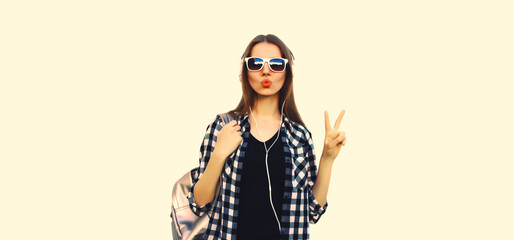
212 120 243 159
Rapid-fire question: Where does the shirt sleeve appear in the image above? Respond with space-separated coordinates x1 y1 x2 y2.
304 129 328 224
187 115 224 216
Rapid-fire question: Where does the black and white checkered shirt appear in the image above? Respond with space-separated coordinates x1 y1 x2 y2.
188 113 327 240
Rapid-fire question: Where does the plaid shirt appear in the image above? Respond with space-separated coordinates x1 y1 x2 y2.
188 113 328 240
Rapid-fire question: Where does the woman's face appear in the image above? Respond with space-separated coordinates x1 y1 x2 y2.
246 42 286 97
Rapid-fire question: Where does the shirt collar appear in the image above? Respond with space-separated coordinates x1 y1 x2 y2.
238 112 293 129
238 112 302 147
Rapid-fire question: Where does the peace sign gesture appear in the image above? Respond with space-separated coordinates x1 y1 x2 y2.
322 110 347 161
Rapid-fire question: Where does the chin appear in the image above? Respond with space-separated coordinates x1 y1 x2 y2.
256 89 280 96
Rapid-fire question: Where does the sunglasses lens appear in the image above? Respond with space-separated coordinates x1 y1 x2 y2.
247 57 263 71
269 58 286 72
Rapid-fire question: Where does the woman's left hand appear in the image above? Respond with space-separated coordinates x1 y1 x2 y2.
321 110 346 161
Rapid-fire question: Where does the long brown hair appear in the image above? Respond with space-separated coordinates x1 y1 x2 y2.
228 34 305 126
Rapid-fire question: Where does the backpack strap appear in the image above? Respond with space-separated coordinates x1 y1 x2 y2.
219 112 235 126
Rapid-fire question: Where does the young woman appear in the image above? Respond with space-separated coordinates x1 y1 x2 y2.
187 34 346 240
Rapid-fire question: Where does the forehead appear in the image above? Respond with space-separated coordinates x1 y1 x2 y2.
250 42 282 58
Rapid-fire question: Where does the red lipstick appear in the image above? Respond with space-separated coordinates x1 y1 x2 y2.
261 79 272 88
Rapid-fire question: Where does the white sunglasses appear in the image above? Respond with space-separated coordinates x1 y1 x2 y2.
244 57 289 72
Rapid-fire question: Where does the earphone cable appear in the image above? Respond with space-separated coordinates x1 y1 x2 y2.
249 100 286 233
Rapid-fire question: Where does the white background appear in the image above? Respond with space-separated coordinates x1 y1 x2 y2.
1 0 513 239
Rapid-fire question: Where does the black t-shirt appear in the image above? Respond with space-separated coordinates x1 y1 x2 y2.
236 130 286 240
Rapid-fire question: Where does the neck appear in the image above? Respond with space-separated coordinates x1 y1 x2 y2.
251 94 280 120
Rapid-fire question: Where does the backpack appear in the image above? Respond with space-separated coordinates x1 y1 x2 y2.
170 113 234 240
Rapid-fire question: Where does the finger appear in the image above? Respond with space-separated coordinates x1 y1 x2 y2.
334 110 346 130
327 130 339 139
343 139 346 146
331 139 343 148
336 135 345 144
324 110 331 130
224 120 237 128
328 130 343 139
337 132 346 142
237 131 242 136
234 125 241 131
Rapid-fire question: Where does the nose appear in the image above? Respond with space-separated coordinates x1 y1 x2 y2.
262 62 271 75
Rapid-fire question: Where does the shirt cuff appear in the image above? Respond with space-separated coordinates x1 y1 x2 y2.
308 189 328 224
187 184 213 217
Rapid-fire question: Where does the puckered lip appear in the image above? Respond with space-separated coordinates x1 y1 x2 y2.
261 79 272 87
